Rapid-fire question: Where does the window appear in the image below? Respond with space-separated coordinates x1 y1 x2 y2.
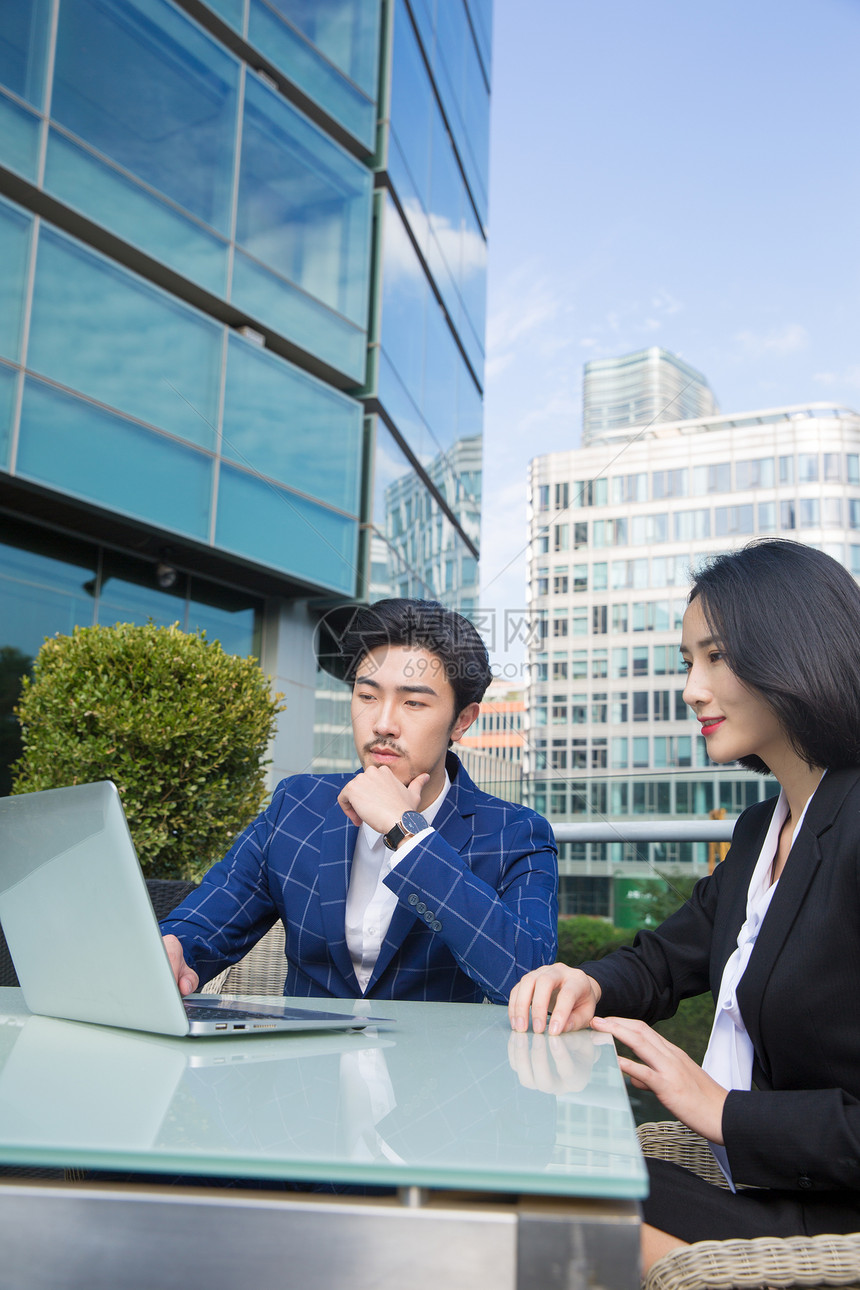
780 499 796 530
552 614 568 638
573 521 588 548
693 462 731 494
550 785 567 814
612 558 648 589
571 694 587 724
675 690 688 720
652 690 670 721
674 509 710 541
632 736 649 768
779 455 795 485
798 453 818 483
632 513 668 544
592 561 608 591
823 497 842 527
571 651 587 679
633 691 649 722
553 572 568 594
849 500 860 530
591 693 607 723
823 453 841 482
532 697 547 726
572 606 588 635
611 692 628 723
551 701 567 724
573 563 587 592
612 472 647 503
571 739 587 769
612 647 628 678
612 603 628 633
847 455 860 485
535 573 548 596
554 523 569 551
555 482 569 510
758 501 776 531
799 498 820 528
632 645 648 676
550 740 567 770
735 457 775 490
592 604 607 634
537 485 550 510
574 478 608 507
591 740 608 770
652 468 688 499
553 658 568 681
611 737 628 768
715 504 754 536
592 649 608 678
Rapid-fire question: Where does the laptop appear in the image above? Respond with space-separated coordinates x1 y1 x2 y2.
0 781 384 1038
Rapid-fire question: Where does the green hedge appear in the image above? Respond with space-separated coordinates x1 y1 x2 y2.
13 622 284 881
556 915 715 1065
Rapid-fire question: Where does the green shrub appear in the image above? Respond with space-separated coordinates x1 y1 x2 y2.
13 623 284 881
557 915 635 965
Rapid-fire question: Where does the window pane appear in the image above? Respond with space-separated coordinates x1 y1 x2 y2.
53 0 238 231
0 0 51 106
222 335 362 512
0 196 32 363
17 378 212 540
29 225 222 448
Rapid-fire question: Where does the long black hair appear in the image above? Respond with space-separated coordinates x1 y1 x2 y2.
690 540 860 772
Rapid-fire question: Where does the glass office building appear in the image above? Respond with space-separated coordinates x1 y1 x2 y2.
0 0 492 789
527 401 860 920
583 347 718 446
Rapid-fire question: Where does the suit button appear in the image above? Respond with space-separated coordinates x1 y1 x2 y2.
798 1175 814 1189
416 901 427 914
423 910 434 924
407 893 419 906
432 920 442 932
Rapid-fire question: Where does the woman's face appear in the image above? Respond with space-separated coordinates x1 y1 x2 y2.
680 597 789 768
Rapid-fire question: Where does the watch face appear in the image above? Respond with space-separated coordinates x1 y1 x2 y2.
401 811 427 835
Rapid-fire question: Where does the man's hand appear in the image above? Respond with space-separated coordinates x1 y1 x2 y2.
508 963 602 1035
162 934 199 996
337 765 429 835
591 1015 728 1143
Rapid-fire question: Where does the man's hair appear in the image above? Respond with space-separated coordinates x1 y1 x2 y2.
339 599 492 713
690 540 860 772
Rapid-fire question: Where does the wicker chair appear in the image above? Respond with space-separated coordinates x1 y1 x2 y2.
145 878 288 996
639 1121 860 1290
200 921 288 996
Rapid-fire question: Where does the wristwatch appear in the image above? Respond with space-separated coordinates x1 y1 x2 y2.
383 810 428 851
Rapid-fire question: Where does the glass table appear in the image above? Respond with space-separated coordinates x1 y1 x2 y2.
0 988 647 1289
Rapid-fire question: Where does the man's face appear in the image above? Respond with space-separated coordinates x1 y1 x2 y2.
351 645 478 795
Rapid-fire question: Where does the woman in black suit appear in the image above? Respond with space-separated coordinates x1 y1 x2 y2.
509 540 860 1273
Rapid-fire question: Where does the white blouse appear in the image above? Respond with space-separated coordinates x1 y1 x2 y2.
702 781 820 1188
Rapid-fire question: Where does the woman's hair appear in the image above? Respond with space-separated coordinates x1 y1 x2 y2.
690 540 860 772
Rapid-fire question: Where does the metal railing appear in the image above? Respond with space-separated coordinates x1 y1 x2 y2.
552 819 736 844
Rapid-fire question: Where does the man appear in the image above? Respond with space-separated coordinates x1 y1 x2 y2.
161 599 557 1003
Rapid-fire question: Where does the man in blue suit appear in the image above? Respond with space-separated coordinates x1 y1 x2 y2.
161 599 557 1004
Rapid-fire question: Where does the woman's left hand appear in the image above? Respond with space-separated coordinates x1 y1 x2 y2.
591 1015 728 1144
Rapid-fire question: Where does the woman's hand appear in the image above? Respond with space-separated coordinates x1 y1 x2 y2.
591 1015 728 1143
508 963 602 1034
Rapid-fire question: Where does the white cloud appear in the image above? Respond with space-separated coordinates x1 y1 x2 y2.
735 323 809 357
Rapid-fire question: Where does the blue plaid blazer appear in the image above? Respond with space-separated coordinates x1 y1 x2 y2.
161 753 558 1003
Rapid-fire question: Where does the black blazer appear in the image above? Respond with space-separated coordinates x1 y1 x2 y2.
585 766 860 1195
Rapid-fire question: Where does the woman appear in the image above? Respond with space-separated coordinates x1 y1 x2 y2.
509 540 860 1273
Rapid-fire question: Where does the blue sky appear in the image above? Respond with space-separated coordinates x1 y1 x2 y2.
479 0 860 670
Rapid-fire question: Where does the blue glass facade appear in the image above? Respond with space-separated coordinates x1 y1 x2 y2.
1 0 492 784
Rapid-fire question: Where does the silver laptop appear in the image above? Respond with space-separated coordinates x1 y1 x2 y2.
0 781 380 1038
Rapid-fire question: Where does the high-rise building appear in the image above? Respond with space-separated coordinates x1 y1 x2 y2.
583 347 718 445
526 400 860 920
0 0 492 791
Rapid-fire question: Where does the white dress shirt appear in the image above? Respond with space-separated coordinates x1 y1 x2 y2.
345 775 451 992
702 780 820 1188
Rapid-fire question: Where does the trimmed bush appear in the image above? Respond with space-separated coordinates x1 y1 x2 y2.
557 915 635 965
13 623 284 880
